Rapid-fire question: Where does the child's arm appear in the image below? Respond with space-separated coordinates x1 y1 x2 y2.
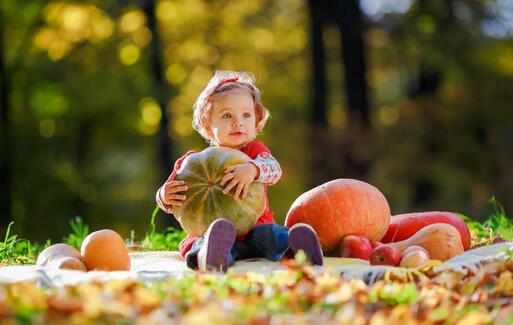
221 163 258 200
252 152 282 185
239 140 282 186
156 186 173 213
220 152 282 200
157 170 188 213
156 150 195 213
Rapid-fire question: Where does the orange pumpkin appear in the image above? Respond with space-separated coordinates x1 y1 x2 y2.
36 243 84 268
81 229 130 271
285 179 391 255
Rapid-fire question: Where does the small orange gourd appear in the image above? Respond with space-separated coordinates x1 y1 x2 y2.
80 229 130 271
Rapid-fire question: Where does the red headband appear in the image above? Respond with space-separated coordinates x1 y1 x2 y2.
218 77 239 86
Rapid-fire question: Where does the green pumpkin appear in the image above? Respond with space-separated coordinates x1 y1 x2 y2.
172 147 266 237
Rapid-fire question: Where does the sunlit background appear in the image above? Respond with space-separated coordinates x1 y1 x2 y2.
1 0 513 242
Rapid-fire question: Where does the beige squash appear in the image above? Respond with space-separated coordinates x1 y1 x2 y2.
388 223 464 261
36 243 85 271
47 256 87 271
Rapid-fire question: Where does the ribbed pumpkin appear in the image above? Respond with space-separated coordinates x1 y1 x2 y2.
172 147 265 237
285 179 391 255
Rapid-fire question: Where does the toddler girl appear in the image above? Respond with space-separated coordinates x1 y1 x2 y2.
156 70 323 272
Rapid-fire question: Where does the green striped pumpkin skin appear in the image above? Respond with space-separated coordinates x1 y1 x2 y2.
173 147 265 237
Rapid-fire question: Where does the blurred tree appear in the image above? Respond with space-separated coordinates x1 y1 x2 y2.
0 12 12 229
366 0 513 215
308 0 327 127
335 0 370 126
307 0 329 190
0 1 47 229
307 0 371 188
140 0 180 229
334 0 372 181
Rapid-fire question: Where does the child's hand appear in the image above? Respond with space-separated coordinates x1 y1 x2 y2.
161 170 188 207
221 163 258 200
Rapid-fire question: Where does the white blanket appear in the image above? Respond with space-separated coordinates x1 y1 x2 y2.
0 243 511 286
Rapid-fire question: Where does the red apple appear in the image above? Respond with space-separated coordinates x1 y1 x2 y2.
339 235 372 260
370 245 401 266
400 250 430 268
401 245 430 258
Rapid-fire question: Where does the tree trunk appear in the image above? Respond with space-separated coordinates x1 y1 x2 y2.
142 0 180 229
0 14 12 229
407 1 444 207
335 0 372 180
409 65 441 207
307 0 372 186
336 0 369 126
308 0 328 126
307 0 333 188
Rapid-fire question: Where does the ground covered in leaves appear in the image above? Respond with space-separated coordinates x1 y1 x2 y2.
1 201 512 324
1 254 513 325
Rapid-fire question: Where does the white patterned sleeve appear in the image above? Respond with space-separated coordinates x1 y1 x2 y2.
156 186 173 213
252 152 282 185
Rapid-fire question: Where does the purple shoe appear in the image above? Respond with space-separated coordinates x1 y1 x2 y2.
197 218 236 272
288 223 324 266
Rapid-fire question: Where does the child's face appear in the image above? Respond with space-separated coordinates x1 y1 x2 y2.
207 91 257 149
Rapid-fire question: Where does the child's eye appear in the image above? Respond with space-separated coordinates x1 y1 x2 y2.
222 113 232 119
243 112 252 118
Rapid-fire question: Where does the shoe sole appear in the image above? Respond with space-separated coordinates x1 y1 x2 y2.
204 219 236 272
289 224 324 266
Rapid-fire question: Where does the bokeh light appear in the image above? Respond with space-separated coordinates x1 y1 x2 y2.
119 42 140 65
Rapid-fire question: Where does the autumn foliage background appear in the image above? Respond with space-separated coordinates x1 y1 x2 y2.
1 0 513 242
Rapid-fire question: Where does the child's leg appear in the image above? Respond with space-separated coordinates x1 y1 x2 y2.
184 219 236 272
288 223 323 266
197 218 236 272
184 237 204 270
232 223 289 261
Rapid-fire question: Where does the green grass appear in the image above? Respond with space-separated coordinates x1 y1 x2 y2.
0 222 35 265
460 196 513 245
0 205 186 265
484 197 513 240
62 216 89 249
140 205 186 251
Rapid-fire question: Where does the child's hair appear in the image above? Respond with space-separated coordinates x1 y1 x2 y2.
192 70 270 143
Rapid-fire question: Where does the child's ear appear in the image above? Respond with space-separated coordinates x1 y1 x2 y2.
205 125 214 138
255 120 264 133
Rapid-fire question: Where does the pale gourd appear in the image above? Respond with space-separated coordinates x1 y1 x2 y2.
388 223 464 261
47 256 87 272
37 243 86 271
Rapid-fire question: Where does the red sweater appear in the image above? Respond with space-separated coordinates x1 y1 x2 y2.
161 141 278 257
